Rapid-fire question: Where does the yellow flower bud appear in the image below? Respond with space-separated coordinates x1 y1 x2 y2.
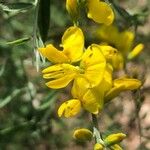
66 0 79 21
127 43 144 60
110 144 123 150
94 143 104 150
73 128 93 141
104 133 126 146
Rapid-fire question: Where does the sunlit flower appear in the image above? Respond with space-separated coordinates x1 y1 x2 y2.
39 33 106 89
38 26 84 89
58 64 112 116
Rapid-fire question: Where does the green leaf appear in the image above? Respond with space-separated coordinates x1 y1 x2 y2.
38 0 51 42
0 88 25 108
0 2 34 13
37 90 58 111
0 120 35 135
111 2 131 20
6 37 31 45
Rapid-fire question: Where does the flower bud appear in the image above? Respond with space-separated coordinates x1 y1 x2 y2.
73 128 93 141
104 133 126 146
128 43 144 60
110 144 123 150
94 143 104 150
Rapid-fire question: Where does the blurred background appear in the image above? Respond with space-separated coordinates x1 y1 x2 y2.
0 0 150 149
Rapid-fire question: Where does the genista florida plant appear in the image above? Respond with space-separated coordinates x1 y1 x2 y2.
38 0 144 149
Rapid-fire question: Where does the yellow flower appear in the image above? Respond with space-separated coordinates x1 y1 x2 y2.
70 64 112 114
105 77 142 102
87 0 114 25
96 25 144 59
73 128 93 141
39 26 84 89
39 26 84 64
40 42 106 89
58 66 112 117
104 133 126 146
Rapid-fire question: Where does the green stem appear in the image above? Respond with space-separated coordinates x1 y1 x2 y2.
92 114 104 145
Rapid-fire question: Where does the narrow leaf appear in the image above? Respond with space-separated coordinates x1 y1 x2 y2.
0 2 34 12
0 89 24 108
37 90 58 111
6 37 31 45
38 0 51 42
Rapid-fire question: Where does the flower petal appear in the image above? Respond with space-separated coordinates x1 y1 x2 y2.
86 64 113 111
105 85 125 103
81 44 106 87
62 26 84 62
39 44 69 63
87 0 114 25
114 77 142 90
72 77 90 99
45 73 75 89
43 64 78 89
84 64 106 87
72 77 102 114
99 45 118 60
82 88 101 114
105 77 142 102
58 99 81 118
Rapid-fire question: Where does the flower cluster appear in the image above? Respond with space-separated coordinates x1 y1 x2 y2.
39 25 141 117
39 0 143 149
